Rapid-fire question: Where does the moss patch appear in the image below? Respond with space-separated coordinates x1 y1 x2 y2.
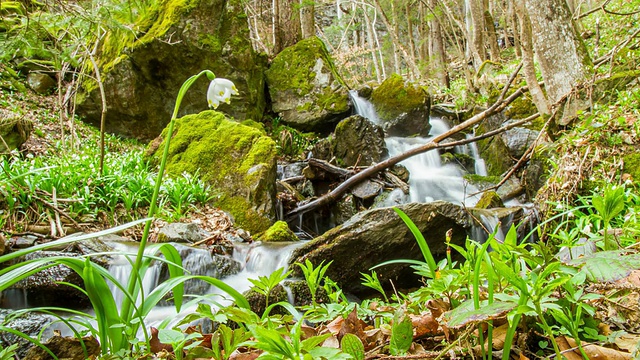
475 191 504 209
147 110 277 233
259 221 298 242
370 74 429 121
623 152 640 183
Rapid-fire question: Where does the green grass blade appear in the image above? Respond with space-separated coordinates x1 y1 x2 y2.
393 207 438 278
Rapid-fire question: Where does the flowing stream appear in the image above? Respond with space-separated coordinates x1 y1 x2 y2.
350 90 485 207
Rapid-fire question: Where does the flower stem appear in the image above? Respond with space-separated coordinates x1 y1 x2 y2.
120 70 215 324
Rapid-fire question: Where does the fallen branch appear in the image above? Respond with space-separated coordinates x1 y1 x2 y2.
286 64 524 220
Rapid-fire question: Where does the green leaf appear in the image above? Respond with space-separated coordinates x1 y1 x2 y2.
570 250 640 282
389 309 413 356
158 329 185 344
393 207 438 278
341 333 365 360
445 300 515 328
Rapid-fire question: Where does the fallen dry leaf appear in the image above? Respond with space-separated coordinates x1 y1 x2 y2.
410 312 440 339
558 336 632 360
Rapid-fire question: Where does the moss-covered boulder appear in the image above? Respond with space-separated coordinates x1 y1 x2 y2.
259 221 298 242
265 36 351 133
332 115 388 167
475 191 504 209
77 0 266 141
370 74 431 137
147 111 277 234
0 111 32 152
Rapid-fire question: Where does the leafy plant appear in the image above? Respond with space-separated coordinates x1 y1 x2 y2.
248 267 291 312
157 328 203 360
296 259 332 306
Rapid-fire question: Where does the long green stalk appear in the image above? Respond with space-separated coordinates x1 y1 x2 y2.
120 70 215 323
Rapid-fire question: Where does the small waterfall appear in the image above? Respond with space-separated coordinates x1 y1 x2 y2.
101 240 305 329
349 91 482 206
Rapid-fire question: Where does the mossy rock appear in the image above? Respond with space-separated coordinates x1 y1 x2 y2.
0 113 32 152
475 191 504 209
0 64 27 93
592 70 640 104
77 0 266 140
476 136 513 177
370 74 431 136
147 110 277 234
523 143 554 200
265 36 351 133
332 115 388 166
259 221 298 242
623 152 640 184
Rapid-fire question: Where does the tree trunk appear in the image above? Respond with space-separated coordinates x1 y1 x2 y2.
483 0 500 60
273 0 301 53
515 1 549 114
372 0 421 77
300 0 315 39
466 0 486 68
524 0 592 113
364 5 382 83
429 0 449 87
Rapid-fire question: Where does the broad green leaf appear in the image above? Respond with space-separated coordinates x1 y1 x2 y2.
341 333 365 360
570 250 640 282
158 329 185 344
445 300 515 328
389 309 413 356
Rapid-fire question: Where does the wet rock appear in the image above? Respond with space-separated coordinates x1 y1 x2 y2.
289 201 472 295
11 251 89 308
330 194 357 225
0 310 55 359
12 235 38 248
370 74 431 137
357 85 373 99
243 285 288 317
0 111 33 152
351 179 383 201
333 115 388 167
475 190 504 209
265 36 351 133
24 335 100 360
156 223 209 243
77 0 266 140
157 243 242 297
500 124 539 158
26 72 56 94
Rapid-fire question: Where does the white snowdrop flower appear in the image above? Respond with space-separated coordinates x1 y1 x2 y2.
207 78 239 109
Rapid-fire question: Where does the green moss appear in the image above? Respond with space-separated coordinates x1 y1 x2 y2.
149 110 277 233
464 174 500 186
370 74 428 121
623 152 640 183
505 95 538 121
259 221 298 242
475 190 504 209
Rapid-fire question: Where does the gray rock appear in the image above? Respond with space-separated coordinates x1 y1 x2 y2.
11 251 89 308
289 201 473 295
351 179 383 200
12 235 38 248
265 37 351 133
76 0 266 140
156 223 209 243
333 115 388 167
25 335 101 360
27 73 56 94
0 310 55 359
500 125 539 158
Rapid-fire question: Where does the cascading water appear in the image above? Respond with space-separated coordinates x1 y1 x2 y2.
61 240 306 333
349 90 483 207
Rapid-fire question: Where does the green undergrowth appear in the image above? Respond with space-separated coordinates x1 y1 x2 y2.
0 118 214 231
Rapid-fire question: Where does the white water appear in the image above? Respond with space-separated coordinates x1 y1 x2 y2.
99 240 305 330
349 90 483 206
